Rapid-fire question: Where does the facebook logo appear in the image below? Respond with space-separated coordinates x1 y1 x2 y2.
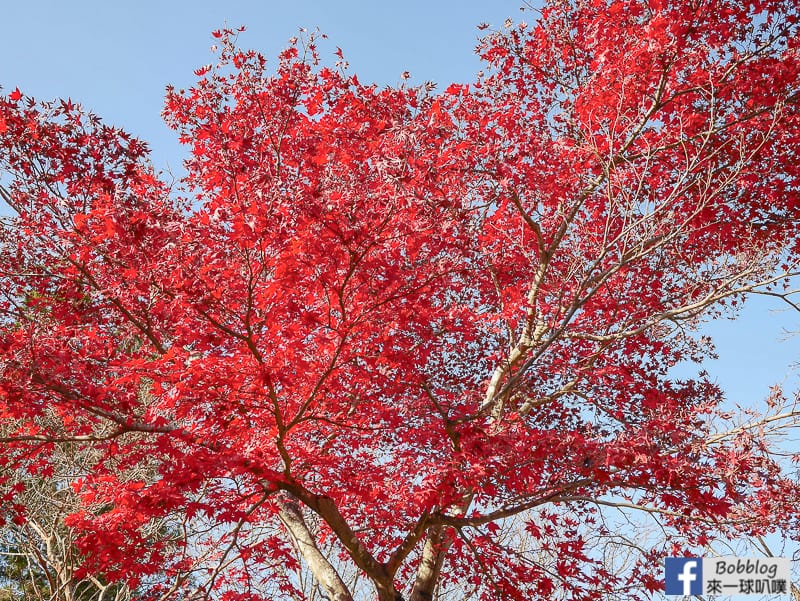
665 558 703 595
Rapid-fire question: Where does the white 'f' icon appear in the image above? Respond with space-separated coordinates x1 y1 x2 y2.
678 560 698 595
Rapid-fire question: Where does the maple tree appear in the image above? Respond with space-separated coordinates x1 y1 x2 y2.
1 1 800 599
0 441 143 601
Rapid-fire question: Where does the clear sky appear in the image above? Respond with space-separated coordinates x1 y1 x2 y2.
1 0 522 170
2 0 798 410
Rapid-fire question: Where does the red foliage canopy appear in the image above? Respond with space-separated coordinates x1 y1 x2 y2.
1 2 799 600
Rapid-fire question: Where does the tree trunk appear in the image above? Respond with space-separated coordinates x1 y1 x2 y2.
376 583 404 601
278 501 354 601
409 527 448 601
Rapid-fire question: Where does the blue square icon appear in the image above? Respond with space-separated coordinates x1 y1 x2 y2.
665 557 703 595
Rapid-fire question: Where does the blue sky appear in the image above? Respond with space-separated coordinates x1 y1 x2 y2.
2 0 798 407
2 0 521 170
